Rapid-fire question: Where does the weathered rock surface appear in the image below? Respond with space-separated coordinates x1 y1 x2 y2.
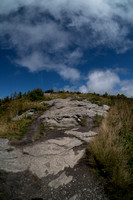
0 98 110 200
41 98 109 128
65 128 98 143
11 109 35 121
0 137 84 178
48 172 73 189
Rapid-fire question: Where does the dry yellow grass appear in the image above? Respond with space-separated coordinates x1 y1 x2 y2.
87 99 133 199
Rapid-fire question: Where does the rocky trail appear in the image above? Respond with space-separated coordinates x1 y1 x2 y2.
0 98 110 200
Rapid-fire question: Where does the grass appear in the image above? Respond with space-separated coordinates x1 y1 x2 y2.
44 92 112 110
35 122 45 140
80 116 87 126
0 117 33 140
93 114 104 127
71 93 112 106
0 99 48 141
87 99 133 200
44 92 78 100
0 90 133 199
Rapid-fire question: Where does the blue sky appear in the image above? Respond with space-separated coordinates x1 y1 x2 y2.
0 0 133 98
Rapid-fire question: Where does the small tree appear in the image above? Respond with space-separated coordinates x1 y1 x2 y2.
13 91 17 100
45 89 54 93
28 88 44 101
18 92 22 99
117 93 127 99
0 99 2 106
3 96 10 103
103 92 108 97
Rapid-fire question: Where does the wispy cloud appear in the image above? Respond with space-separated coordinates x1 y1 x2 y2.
0 0 133 81
16 51 80 81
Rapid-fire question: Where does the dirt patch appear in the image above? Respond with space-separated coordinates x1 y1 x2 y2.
0 158 109 200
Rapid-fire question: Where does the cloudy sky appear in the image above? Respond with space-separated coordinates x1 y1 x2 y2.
0 0 133 97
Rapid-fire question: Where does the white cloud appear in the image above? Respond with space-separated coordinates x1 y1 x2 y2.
79 85 88 93
64 49 83 65
58 67 80 81
0 0 133 80
0 20 69 52
16 52 80 81
78 69 133 97
87 70 120 94
63 85 76 92
1 0 133 52
16 52 46 72
120 81 133 97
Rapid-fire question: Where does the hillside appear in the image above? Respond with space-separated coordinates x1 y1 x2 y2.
0 89 132 200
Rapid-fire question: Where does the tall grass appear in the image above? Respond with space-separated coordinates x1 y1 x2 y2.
87 99 133 200
0 99 48 140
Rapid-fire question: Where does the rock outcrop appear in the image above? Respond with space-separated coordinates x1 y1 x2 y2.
0 98 110 200
11 109 35 121
41 98 109 128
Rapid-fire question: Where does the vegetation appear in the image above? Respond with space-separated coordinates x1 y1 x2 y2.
43 90 112 105
0 88 133 199
93 114 104 127
0 117 33 140
27 88 44 101
35 122 45 140
87 98 133 200
44 89 54 93
0 89 48 140
80 116 87 126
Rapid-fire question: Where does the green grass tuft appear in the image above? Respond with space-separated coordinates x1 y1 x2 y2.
35 122 45 140
80 116 87 126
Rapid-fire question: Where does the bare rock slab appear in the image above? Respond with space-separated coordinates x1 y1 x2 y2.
65 128 98 143
48 172 73 189
41 98 109 128
0 98 110 199
0 137 84 178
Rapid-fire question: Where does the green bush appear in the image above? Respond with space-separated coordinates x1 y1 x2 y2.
28 88 44 101
44 89 54 93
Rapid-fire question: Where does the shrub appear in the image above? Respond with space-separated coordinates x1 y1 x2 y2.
103 92 108 97
28 88 44 101
76 91 81 94
3 96 10 103
44 89 54 93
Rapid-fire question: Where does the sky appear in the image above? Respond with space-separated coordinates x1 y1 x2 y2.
0 0 133 98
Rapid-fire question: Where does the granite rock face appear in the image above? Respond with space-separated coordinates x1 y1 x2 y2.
0 98 110 197
65 128 98 143
0 137 84 178
11 109 35 121
41 98 109 128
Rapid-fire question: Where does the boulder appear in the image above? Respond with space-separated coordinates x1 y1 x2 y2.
11 109 35 121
